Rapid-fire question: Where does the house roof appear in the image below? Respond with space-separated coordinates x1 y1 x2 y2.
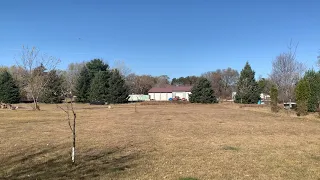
172 86 193 92
148 86 192 93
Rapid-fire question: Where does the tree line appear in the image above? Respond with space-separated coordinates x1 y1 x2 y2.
0 58 130 107
0 44 319 114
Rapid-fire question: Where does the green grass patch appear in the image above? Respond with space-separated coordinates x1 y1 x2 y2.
179 177 199 180
311 154 320 161
222 145 240 151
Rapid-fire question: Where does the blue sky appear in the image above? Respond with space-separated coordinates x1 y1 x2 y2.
0 0 319 78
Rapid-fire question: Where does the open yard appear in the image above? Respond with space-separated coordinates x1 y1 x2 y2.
0 103 320 180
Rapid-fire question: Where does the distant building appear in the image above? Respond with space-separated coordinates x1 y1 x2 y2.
128 94 150 102
148 86 192 101
231 92 270 103
232 92 237 101
260 93 271 101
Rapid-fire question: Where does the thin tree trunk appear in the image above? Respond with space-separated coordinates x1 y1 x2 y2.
72 137 75 163
72 122 76 163
32 96 40 110
33 99 37 110
58 96 76 164
72 105 76 164
35 100 39 110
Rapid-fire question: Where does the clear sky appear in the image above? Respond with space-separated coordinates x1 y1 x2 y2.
0 0 319 78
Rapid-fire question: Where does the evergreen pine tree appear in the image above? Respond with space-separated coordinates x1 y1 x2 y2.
0 70 20 104
86 59 109 79
107 69 129 104
75 67 91 103
40 70 63 104
295 78 311 116
303 70 320 112
235 62 260 104
189 77 217 103
88 71 110 102
270 85 279 112
75 59 109 103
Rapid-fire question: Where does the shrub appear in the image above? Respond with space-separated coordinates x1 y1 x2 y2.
270 85 279 112
189 77 217 104
303 70 320 112
295 79 310 116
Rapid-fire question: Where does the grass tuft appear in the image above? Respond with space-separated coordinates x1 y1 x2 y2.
222 146 240 151
311 155 320 161
179 177 199 180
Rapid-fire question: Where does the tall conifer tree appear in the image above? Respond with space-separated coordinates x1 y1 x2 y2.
0 70 20 104
235 62 260 104
189 77 217 103
107 69 129 104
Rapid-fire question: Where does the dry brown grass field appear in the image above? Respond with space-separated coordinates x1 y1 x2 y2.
1 103 320 180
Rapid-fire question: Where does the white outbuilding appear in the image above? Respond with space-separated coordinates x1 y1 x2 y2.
148 86 192 101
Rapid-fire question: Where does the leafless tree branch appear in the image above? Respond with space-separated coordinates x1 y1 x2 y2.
57 93 76 164
16 46 60 110
56 104 73 132
270 41 305 102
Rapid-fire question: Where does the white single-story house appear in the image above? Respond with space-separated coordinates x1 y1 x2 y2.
148 86 192 101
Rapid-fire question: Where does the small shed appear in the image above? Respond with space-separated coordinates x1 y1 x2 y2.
148 86 192 101
128 94 150 102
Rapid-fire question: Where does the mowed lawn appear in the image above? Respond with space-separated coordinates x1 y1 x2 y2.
0 103 320 180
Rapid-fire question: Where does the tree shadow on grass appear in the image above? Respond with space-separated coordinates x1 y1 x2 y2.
0 145 139 180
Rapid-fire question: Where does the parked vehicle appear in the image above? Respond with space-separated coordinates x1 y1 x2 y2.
284 102 297 110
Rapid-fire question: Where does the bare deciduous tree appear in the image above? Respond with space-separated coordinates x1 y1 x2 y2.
7 66 29 100
113 60 131 78
270 41 305 102
126 73 157 94
57 98 76 164
202 68 239 99
155 75 170 88
17 46 60 110
202 70 223 98
63 62 86 95
221 68 239 98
